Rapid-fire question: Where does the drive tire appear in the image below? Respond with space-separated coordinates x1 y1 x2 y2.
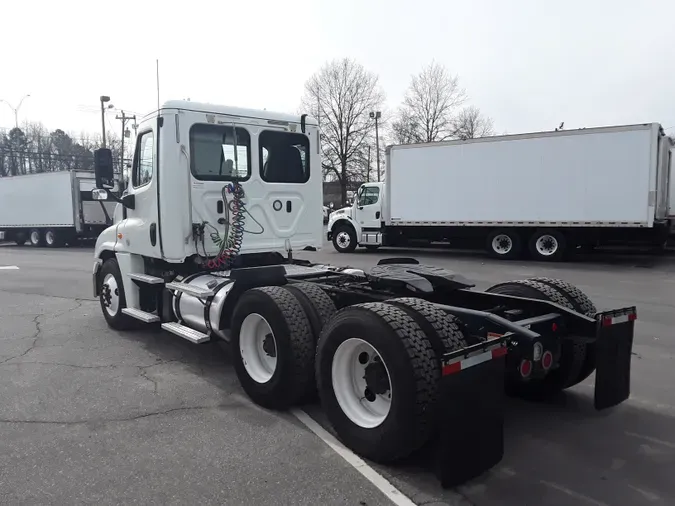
486 280 586 396
528 229 566 261
44 229 64 248
528 277 597 385
316 302 439 463
99 258 135 330
231 286 315 410
486 229 522 260
332 225 357 253
29 229 44 247
283 283 336 342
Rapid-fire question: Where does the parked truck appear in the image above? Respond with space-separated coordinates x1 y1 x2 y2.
0 170 118 247
328 123 675 260
90 100 636 488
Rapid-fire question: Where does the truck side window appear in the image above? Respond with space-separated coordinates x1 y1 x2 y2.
133 131 154 188
259 130 309 183
358 187 380 206
190 124 251 181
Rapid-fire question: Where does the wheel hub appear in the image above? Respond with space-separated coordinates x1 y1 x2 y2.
337 232 350 247
363 359 390 396
536 235 558 255
262 333 276 357
101 273 120 316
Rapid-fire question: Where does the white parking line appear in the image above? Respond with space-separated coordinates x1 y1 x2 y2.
0 266 19 270
292 409 416 506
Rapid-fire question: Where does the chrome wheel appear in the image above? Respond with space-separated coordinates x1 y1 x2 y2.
239 313 277 383
332 338 392 429
101 273 120 316
491 234 513 255
535 234 559 257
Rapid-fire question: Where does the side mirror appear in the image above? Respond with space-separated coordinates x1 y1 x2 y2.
94 148 114 189
92 189 108 201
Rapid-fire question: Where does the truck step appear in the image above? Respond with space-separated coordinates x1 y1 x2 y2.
128 273 165 285
161 322 210 344
165 281 214 298
122 307 160 323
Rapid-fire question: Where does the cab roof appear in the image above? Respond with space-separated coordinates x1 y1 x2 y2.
149 100 318 126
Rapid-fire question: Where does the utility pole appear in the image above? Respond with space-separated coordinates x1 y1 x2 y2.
0 94 31 128
100 96 111 148
370 111 381 182
366 145 371 183
116 110 136 172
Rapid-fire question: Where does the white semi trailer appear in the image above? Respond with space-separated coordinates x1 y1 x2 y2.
0 170 118 246
328 123 675 260
90 100 637 488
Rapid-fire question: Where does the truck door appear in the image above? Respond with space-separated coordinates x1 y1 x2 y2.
354 185 382 231
116 125 161 257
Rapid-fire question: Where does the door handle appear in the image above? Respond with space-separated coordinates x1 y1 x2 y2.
150 223 157 246
217 200 223 214
376 211 380 219
286 201 292 213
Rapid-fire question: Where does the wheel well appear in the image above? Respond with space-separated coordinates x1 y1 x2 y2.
95 250 116 294
331 219 356 235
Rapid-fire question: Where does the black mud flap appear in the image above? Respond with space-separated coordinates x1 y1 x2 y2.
594 307 637 410
436 339 507 488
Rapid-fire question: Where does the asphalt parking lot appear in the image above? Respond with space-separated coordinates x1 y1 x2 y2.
1 242 674 505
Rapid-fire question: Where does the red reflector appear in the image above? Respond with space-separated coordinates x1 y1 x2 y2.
551 322 558 332
541 351 553 370
602 316 613 327
520 359 532 378
492 347 508 358
628 313 637 322
442 362 461 376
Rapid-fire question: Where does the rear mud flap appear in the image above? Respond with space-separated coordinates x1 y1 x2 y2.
436 340 507 488
594 309 636 410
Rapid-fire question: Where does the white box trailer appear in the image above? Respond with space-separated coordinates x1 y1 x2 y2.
0 170 118 247
328 123 674 260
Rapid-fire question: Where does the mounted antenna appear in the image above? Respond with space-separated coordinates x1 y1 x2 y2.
156 59 160 111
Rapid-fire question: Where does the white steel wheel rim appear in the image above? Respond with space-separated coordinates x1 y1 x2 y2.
332 338 392 429
336 231 351 249
45 231 55 245
535 234 558 256
101 273 120 316
491 234 512 255
239 313 278 384
30 231 40 244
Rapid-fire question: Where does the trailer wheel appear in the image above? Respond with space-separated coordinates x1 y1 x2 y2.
29 229 44 247
231 286 315 410
388 298 474 361
332 225 357 253
44 229 64 248
316 302 439 463
486 280 586 395
99 258 135 330
283 282 336 341
528 277 598 386
13 232 26 246
528 229 566 261
486 229 522 260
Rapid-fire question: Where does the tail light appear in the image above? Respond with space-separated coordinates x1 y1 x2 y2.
519 359 532 378
541 351 553 371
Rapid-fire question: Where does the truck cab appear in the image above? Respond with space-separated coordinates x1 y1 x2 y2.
327 181 385 252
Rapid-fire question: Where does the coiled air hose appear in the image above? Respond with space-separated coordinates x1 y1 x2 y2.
206 181 246 270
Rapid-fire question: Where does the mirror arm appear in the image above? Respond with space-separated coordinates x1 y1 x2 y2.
101 191 135 210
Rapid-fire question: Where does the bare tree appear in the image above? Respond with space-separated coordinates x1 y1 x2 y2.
452 106 495 140
394 61 466 143
300 58 384 205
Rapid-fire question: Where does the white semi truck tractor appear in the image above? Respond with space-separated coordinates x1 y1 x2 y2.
91 100 638 487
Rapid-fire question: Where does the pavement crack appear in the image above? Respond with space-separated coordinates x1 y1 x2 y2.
0 314 43 364
0 403 230 426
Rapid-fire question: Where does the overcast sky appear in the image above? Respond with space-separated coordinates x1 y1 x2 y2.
1 0 673 139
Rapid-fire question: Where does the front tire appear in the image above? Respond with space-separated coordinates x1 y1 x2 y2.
316 302 439 463
99 258 135 330
231 287 315 409
332 225 357 253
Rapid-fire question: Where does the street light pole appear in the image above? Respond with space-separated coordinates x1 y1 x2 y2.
100 96 111 148
370 111 381 182
0 94 31 128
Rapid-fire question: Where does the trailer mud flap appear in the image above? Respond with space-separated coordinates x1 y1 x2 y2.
593 308 636 410
436 340 507 488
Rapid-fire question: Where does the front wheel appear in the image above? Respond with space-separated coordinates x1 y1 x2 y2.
99 258 135 330
316 302 439 463
332 225 357 253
